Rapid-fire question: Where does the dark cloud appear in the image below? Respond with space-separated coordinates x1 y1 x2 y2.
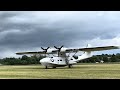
0 11 120 58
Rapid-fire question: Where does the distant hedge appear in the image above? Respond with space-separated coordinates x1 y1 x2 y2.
0 55 45 65
0 53 120 65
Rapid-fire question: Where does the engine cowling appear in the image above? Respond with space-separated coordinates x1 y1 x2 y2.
54 45 68 52
60 48 67 52
46 48 56 53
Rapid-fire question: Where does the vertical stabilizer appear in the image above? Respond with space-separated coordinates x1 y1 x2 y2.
86 44 92 48
77 44 93 61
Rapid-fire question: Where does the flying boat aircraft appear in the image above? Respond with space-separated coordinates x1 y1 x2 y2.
16 44 120 69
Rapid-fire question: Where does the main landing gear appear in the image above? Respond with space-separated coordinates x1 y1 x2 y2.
52 66 56 68
68 64 72 68
45 66 48 69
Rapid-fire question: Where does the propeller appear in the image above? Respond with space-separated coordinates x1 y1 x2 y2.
54 45 64 56
54 45 71 68
41 47 50 53
54 45 64 52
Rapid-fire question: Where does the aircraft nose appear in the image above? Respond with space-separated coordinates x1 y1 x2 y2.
40 58 50 64
40 59 44 63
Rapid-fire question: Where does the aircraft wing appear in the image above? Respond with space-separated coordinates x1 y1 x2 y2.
16 50 57 55
16 46 120 55
16 51 46 55
66 46 120 52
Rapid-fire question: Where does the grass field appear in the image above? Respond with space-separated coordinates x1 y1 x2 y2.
0 63 120 79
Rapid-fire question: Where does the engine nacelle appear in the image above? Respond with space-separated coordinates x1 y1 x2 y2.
60 48 67 52
46 48 56 53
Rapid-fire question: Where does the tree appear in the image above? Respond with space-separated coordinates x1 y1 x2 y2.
111 54 118 62
21 55 28 60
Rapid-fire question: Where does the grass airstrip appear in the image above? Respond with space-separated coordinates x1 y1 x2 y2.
0 63 120 79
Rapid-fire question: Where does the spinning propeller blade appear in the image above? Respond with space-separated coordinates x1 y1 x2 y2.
54 46 58 49
60 45 64 48
47 47 50 50
41 47 45 50
41 47 50 53
54 45 64 51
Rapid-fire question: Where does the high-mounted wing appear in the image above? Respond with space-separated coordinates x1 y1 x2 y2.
16 46 120 55
66 46 120 52
16 50 57 55
16 51 46 55
43 46 120 54
16 47 57 55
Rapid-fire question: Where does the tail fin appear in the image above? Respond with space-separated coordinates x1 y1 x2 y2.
83 44 92 57
86 44 92 48
77 44 93 61
79 44 92 60
82 44 92 55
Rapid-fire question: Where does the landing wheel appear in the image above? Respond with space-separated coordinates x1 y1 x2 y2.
68 65 72 68
45 66 48 69
52 66 56 69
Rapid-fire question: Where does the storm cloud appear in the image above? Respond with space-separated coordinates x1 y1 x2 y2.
0 11 120 58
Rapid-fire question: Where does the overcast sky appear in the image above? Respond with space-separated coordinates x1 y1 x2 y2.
0 11 120 58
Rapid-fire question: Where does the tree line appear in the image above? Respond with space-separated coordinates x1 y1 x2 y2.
79 53 120 63
0 53 120 65
0 55 46 65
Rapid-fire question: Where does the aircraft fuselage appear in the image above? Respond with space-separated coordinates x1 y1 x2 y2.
40 56 77 68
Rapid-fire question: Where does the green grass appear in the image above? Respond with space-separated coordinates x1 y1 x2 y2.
0 63 120 79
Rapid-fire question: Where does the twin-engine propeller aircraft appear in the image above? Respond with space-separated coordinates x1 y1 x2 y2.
16 44 120 69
